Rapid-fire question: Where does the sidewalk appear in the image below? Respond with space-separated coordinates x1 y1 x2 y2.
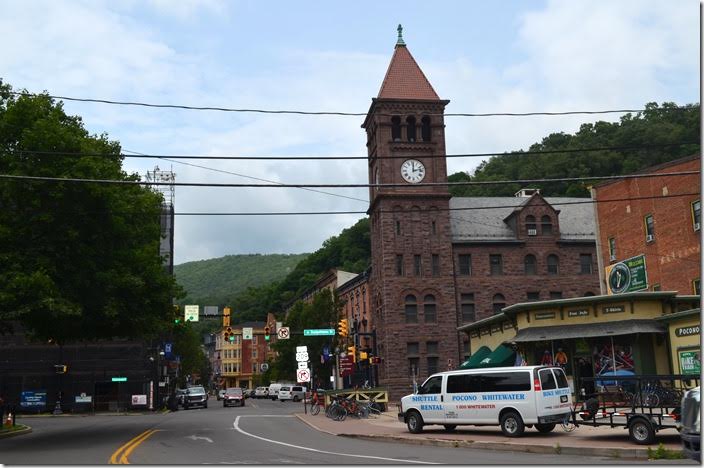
295 410 686 460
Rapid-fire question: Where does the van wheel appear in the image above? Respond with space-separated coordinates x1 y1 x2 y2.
293 396 300 402
629 418 655 445
535 423 556 433
500 411 525 437
406 411 424 434
443 425 457 432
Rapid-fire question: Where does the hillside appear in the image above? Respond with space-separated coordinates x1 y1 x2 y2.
174 253 308 305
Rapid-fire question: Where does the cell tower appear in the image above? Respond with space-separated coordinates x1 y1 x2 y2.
145 166 176 274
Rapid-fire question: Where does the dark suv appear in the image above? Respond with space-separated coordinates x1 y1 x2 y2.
184 386 208 409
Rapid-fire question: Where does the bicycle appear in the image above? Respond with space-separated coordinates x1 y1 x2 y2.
561 413 576 432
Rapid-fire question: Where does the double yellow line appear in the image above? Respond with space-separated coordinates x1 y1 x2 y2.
109 428 161 464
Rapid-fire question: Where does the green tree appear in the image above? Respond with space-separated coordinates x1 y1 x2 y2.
0 81 182 342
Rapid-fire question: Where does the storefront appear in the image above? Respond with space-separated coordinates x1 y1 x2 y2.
458 292 700 398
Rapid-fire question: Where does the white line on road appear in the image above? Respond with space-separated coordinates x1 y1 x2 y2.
233 416 438 465
186 435 214 443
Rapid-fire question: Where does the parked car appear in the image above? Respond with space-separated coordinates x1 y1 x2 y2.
278 385 307 402
268 383 283 400
217 389 226 401
175 388 187 408
243 388 255 398
254 387 269 399
223 387 245 407
183 385 208 409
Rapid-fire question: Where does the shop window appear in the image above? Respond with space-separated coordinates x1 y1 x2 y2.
524 254 537 275
490 254 503 275
492 293 506 315
547 254 559 275
404 295 418 323
580 254 593 274
527 291 540 301
460 293 475 322
644 214 655 242
406 116 417 142
541 215 553 235
608 237 616 261
423 295 437 323
421 116 432 142
458 254 471 275
396 254 404 276
431 254 440 277
391 116 402 141
414 255 422 276
692 200 701 231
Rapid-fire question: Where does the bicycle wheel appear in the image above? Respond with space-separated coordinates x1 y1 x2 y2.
644 392 659 407
311 402 320 415
335 406 347 421
561 415 576 432
325 403 337 419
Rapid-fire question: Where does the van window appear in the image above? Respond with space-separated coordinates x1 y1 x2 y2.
447 374 482 393
554 368 569 388
539 369 557 390
418 375 443 394
280 386 290 391
482 372 531 392
293 387 302 391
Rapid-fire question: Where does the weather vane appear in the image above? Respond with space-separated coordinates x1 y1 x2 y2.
396 24 405 46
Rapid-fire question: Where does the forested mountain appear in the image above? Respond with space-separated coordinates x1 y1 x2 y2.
448 102 700 197
174 253 308 306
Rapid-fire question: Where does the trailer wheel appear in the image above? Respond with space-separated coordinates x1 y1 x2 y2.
629 418 655 445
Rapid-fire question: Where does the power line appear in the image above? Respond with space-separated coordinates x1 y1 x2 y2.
7 91 697 117
9 142 699 161
0 170 697 188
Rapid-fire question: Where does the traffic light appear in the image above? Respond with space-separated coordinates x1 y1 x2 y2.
347 345 356 363
223 306 231 327
337 319 349 337
264 326 271 341
224 327 233 343
173 305 181 324
359 351 368 360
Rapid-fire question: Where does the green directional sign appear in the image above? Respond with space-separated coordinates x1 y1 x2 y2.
304 329 336 336
111 377 128 382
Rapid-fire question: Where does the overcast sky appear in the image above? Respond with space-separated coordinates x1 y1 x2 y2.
1 0 698 265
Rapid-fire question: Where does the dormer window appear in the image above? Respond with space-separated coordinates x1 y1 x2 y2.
391 116 402 141
525 215 536 236
421 116 431 142
406 116 417 142
541 215 553 235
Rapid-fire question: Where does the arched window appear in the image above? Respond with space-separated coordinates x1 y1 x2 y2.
526 215 536 235
421 116 432 142
423 294 437 323
391 116 402 141
404 294 418 323
492 294 506 315
406 116 417 142
524 254 537 275
547 254 559 275
541 215 553 235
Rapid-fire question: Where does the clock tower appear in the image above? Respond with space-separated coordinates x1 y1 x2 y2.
363 26 458 399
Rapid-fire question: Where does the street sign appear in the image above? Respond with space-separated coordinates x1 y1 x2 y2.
295 352 309 362
296 346 308 352
298 361 308 370
111 377 127 382
203 305 219 316
277 327 290 340
296 368 311 383
303 328 335 336
243 327 253 340
260 363 270 372
184 305 199 322
339 355 354 377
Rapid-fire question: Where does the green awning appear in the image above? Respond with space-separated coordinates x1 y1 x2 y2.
477 344 517 368
459 346 491 369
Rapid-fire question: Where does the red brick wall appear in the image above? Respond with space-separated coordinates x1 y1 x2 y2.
594 157 701 294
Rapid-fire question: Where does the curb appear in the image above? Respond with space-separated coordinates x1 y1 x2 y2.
0 425 32 439
337 433 647 459
294 414 339 436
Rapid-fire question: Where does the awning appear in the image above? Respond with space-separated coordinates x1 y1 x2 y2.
508 319 666 343
477 344 516 368
458 346 491 369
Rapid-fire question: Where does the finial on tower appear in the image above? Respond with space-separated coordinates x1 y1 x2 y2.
396 24 405 46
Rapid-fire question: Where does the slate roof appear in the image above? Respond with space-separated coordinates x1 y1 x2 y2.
377 44 440 100
449 197 596 242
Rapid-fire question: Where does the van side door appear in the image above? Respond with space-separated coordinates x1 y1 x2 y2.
411 375 445 423
445 373 482 424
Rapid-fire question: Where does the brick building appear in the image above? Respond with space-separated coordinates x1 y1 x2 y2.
363 30 599 399
217 314 276 389
592 155 701 295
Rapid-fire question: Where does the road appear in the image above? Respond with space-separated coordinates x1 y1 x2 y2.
0 398 666 464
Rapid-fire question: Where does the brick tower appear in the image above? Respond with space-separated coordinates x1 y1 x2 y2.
363 26 458 400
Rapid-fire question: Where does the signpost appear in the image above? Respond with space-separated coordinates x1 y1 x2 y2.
277 327 290 340
184 305 199 322
295 345 310 414
243 327 253 340
303 329 336 336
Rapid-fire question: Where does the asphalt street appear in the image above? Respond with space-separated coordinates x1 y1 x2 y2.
1 397 658 464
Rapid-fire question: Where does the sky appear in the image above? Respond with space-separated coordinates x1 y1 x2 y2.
1 0 699 265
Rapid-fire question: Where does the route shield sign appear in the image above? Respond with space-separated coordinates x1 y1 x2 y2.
243 327 253 340
277 327 290 340
295 352 309 362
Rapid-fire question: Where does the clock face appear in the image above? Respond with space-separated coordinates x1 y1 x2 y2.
400 159 426 184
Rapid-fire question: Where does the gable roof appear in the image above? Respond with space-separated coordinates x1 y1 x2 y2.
449 197 596 242
377 44 440 100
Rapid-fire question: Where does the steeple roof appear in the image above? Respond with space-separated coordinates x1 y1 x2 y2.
377 26 440 101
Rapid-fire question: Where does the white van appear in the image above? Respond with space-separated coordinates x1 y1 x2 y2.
398 365 572 437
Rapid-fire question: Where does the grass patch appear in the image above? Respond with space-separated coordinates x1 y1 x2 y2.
647 443 685 460
0 424 28 434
